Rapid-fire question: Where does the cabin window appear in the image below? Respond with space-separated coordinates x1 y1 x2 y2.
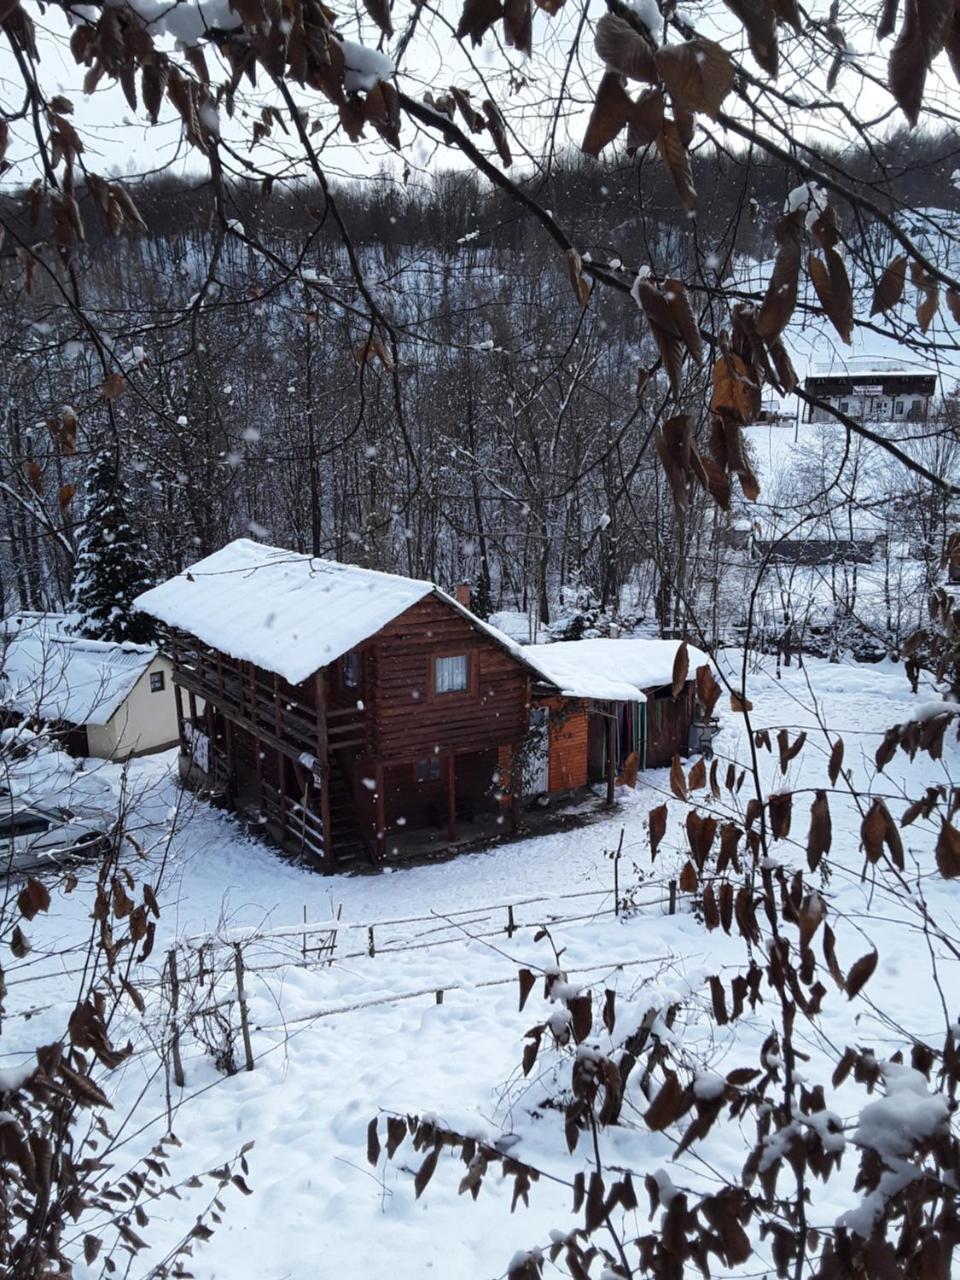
435 654 469 694
416 756 442 783
343 651 360 689
895 399 904 416
150 671 165 693
839 399 850 413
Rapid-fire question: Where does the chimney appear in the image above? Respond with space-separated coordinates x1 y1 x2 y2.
455 583 472 608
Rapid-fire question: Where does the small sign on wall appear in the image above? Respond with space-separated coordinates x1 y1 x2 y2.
184 722 210 773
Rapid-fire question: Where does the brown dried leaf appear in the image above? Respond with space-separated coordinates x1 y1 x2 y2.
722 0 778 75
649 803 668 858
669 753 687 800
595 12 658 80
565 248 591 306
710 353 761 423
581 72 634 156
936 820 960 877
870 254 907 316
755 213 802 341
807 790 832 871
671 640 689 698
808 249 853 344
654 38 734 117
656 118 696 209
101 372 125 400
845 950 878 999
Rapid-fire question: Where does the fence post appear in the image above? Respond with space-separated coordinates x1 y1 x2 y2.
303 903 308 962
668 880 677 915
506 905 515 938
435 989 444 1005
613 827 624 917
167 949 185 1089
368 925 376 958
233 944 255 1073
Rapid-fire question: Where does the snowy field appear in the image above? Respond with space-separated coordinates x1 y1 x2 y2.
4 650 957 1278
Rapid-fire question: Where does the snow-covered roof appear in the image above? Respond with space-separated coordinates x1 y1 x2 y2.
0 613 157 726
134 539 540 687
522 637 711 702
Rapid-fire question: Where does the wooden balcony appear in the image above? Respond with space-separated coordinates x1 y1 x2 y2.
171 635 367 762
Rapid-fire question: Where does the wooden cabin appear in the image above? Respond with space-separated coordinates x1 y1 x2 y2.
134 540 548 871
520 638 711 800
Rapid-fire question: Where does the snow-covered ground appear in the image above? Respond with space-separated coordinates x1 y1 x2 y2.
4 651 957 1277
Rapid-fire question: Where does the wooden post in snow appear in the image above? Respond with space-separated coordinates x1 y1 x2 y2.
233 944 255 1073
167 949 185 1089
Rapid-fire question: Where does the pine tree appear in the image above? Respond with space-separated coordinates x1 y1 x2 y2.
69 450 156 644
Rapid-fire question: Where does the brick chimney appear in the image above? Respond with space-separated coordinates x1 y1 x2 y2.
455 583 472 608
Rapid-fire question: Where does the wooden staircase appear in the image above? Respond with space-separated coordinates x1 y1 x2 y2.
328 758 371 869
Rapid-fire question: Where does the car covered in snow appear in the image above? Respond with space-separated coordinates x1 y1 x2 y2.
0 803 113 876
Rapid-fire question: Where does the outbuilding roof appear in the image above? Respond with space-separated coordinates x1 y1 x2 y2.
521 637 711 702
0 613 157 726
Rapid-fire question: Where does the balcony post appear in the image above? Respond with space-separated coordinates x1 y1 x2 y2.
315 669 333 866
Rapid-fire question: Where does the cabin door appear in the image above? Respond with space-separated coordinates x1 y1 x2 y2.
528 707 550 794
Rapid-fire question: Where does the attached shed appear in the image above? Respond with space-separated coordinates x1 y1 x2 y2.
521 637 712 796
0 612 177 759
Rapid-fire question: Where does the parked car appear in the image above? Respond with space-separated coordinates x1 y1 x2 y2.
0 804 113 876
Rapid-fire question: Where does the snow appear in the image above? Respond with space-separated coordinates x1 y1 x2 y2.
338 39 394 93
521 637 711 701
3 652 957 1277
852 1063 949 1160
623 0 662 39
1 611 156 726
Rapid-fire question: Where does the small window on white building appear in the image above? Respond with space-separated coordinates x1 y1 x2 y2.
435 654 469 694
895 400 904 415
150 671 165 693
840 399 850 413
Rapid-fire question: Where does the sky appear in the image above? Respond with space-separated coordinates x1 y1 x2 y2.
3 0 959 194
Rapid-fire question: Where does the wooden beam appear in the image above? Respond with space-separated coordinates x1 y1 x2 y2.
374 761 386 861
606 713 616 805
173 682 186 752
446 754 456 842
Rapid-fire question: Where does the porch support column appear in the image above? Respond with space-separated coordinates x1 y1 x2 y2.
174 682 186 752
374 761 386 861
606 711 617 805
446 754 457 842
315 670 333 867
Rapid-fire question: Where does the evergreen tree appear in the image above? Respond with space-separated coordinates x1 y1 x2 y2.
69 450 156 644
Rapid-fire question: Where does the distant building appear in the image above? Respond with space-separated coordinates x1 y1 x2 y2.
0 612 177 759
803 357 936 423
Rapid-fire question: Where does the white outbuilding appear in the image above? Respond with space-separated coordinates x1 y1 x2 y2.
0 612 177 759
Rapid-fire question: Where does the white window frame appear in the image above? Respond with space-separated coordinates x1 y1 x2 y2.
435 654 469 695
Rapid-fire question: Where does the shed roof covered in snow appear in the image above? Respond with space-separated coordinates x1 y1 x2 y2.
134 539 537 686
0 613 158 726
522 637 711 702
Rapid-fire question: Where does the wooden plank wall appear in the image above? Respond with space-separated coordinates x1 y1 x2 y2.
370 596 529 760
538 696 589 792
